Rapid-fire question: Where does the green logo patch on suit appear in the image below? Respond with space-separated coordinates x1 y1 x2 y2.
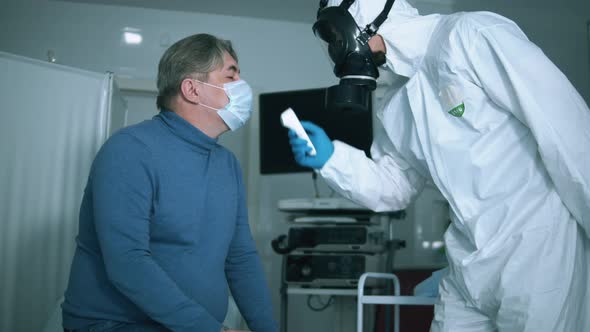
439 85 465 118
448 103 465 117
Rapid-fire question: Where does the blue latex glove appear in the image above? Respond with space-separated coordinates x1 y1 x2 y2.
288 121 334 169
413 267 449 297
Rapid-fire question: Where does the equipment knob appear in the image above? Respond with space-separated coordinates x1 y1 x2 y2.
301 265 312 276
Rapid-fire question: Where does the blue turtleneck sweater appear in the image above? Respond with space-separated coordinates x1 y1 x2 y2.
62 110 276 332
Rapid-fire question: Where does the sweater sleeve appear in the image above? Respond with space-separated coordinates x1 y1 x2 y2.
224 162 278 332
92 132 222 332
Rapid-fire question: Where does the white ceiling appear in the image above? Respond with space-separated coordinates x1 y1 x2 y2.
55 0 325 23
53 0 586 23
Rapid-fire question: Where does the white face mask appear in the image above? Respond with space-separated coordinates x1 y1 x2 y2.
195 79 253 131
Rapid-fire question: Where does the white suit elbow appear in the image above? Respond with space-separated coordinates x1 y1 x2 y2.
367 157 425 212
320 141 425 212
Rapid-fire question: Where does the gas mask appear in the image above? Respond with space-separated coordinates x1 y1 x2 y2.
312 0 395 112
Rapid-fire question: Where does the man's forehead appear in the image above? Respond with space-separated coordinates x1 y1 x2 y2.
223 52 239 71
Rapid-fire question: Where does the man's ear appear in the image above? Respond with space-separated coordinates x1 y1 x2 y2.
180 78 199 104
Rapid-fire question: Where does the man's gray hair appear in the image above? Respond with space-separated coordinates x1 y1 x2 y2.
156 33 238 110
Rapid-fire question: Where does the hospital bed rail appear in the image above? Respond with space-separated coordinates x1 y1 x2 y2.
357 272 437 332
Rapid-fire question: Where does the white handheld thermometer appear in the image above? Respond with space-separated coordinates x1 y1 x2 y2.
280 108 317 156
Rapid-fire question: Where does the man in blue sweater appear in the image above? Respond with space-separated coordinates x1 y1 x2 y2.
62 34 277 332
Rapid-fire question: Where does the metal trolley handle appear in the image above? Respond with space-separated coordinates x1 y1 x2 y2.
357 272 437 332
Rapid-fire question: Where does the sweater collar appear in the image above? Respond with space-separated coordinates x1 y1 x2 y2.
156 110 217 152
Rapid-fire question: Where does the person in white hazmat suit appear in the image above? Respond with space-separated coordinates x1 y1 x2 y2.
288 0 590 331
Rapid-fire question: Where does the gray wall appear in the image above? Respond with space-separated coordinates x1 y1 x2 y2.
449 0 590 104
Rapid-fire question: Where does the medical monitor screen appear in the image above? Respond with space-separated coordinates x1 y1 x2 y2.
259 87 373 174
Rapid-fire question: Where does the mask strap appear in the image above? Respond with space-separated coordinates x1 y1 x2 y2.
193 79 227 112
340 0 355 10
366 0 396 35
199 102 221 112
193 79 224 91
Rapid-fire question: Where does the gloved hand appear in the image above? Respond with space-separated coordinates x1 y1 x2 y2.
288 121 334 169
413 267 449 297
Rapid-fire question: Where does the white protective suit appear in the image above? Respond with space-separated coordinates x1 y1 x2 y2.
320 1 590 331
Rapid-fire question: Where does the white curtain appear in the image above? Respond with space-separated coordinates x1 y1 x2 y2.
0 52 126 332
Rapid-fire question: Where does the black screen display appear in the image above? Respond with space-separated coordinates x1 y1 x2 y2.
259 87 373 174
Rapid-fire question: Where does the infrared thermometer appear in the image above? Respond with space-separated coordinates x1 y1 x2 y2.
280 108 317 156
